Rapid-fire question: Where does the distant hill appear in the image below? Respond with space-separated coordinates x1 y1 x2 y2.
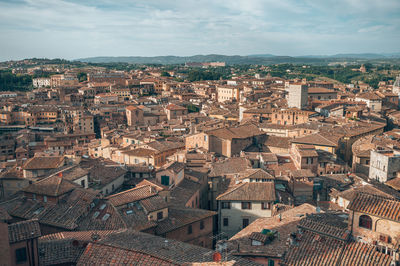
75 53 400 65
76 54 331 65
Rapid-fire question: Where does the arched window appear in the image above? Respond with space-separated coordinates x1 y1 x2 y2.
359 215 372 230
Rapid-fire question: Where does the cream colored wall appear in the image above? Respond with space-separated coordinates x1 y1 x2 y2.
351 211 400 249
148 207 169 221
219 201 273 238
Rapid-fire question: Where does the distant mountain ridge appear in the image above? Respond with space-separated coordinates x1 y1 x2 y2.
75 53 400 65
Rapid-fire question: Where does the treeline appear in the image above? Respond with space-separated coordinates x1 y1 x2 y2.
186 68 231 81
0 70 32 91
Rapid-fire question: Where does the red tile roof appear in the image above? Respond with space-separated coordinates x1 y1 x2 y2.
216 182 276 202
77 242 177 265
347 192 400 222
8 219 41 243
106 185 157 207
23 156 65 170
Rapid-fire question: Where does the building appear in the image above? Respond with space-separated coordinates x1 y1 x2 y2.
217 182 276 238
87 72 126 85
355 92 383 112
185 124 266 158
369 148 400 183
32 78 50 88
283 212 394 266
348 192 400 260
165 104 188 120
287 83 308 109
50 74 78 88
227 204 317 265
126 105 144 126
270 108 314 125
308 87 337 101
22 156 65 178
72 115 94 134
0 219 41 266
217 86 241 103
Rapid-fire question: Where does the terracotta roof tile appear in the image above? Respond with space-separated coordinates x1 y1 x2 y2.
77 242 178 265
347 192 400 222
155 207 216 235
217 182 276 202
106 185 157 207
8 219 41 243
23 156 64 170
22 175 78 197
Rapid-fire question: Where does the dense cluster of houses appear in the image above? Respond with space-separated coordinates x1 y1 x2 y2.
0 64 400 265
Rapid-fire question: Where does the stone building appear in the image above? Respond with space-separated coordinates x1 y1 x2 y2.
287 83 308 109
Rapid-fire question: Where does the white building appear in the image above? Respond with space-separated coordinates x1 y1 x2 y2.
287 83 308 109
217 182 276 238
369 148 400 183
32 78 51 88
355 92 382 112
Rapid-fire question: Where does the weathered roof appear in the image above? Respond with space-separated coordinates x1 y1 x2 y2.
77 242 178 265
122 148 157 157
386 177 400 191
166 103 187 111
216 182 276 202
106 185 157 207
209 157 250 177
96 229 257 265
23 156 64 170
155 207 216 235
283 230 392 266
291 133 338 147
22 175 78 197
8 219 41 243
206 124 264 140
298 213 350 241
228 204 317 258
347 192 400 222
240 168 275 180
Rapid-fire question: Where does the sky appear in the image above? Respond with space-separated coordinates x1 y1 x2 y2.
0 0 399 61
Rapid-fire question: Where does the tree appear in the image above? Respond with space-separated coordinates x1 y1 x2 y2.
77 72 87 82
160 71 171 77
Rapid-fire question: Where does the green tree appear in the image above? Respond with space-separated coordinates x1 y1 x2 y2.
160 71 171 77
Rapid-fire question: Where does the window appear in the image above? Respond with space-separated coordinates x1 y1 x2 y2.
268 259 275 266
223 218 229 226
241 202 252 210
102 213 110 221
359 215 372 230
81 179 85 187
15 247 27 264
43 196 47 203
188 224 193 234
221 202 231 209
200 220 204 230
161 175 170 186
262 202 271 210
242 218 249 228
157 211 163 220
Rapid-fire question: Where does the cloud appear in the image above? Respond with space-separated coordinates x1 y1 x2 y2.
0 0 399 60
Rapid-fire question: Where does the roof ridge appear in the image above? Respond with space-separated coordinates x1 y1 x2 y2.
86 241 179 265
106 185 152 199
216 182 247 200
318 132 337 145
